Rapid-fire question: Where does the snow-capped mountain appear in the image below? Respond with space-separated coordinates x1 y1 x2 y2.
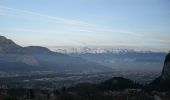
52 47 164 54
51 47 167 72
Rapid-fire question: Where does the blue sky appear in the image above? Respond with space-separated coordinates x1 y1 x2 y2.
0 0 170 51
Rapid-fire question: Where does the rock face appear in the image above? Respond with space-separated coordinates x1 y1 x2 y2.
161 53 170 82
149 53 170 90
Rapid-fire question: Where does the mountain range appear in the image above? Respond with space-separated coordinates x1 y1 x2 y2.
54 47 167 54
53 47 167 71
0 35 109 72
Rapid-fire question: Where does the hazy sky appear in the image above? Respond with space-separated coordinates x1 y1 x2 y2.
0 0 170 51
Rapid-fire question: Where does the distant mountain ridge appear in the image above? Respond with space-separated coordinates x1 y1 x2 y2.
53 46 166 71
0 35 110 72
54 47 167 54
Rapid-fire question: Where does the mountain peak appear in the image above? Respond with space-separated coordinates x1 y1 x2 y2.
0 35 21 53
0 35 14 45
0 35 15 43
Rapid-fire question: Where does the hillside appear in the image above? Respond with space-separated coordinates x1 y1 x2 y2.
0 35 110 72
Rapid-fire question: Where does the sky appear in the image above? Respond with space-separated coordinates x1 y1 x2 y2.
0 0 170 51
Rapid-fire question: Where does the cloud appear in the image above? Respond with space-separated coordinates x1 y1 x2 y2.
0 6 92 26
66 26 170 43
11 28 58 34
0 6 169 51
0 6 169 39
125 31 170 42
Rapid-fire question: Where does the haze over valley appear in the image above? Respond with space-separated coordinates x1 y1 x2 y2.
0 0 170 100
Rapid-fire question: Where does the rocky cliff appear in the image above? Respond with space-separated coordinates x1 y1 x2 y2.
150 52 170 90
161 53 170 82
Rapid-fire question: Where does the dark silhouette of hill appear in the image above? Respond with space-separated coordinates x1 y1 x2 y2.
66 77 142 96
161 53 170 82
98 77 142 91
150 53 170 90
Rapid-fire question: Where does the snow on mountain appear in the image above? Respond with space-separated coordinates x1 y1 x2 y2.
51 47 162 54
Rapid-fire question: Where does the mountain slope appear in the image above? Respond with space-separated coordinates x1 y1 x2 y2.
150 53 170 90
161 53 170 82
0 35 110 72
